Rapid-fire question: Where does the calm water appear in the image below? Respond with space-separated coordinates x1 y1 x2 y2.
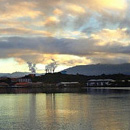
0 93 130 130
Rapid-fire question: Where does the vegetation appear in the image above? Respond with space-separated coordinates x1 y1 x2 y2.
32 73 130 84
0 73 130 87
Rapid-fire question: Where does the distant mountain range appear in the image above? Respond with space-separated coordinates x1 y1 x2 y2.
1 63 130 77
0 72 30 78
63 63 130 76
0 72 42 78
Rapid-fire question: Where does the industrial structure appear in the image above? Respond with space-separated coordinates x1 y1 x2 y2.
45 59 58 73
27 62 36 74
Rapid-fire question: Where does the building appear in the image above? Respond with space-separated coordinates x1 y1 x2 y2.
0 82 9 87
56 82 79 87
18 78 32 83
11 75 32 83
86 79 115 87
15 82 31 87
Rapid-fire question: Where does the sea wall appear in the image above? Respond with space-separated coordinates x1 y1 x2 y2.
1 86 130 94
0 87 82 94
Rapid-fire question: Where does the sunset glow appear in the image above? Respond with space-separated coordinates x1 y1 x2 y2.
0 0 130 73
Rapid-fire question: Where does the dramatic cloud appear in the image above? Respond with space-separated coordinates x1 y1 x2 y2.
0 35 130 64
53 9 63 16
66 4 86 14
92 28 130 46
87 0 127 11
0 0 130 72
0 1 42 19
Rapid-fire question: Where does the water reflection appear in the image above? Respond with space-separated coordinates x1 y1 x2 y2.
29 94 36 129
0 93 130 130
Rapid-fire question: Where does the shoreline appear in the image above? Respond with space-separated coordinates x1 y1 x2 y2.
0 87 82 94
0 86 130 94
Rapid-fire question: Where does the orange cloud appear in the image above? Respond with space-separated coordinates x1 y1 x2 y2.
0 27 53 37
53 9 63 16
92 28 129 46
42 16 60 26
27 54 92 66
97 0 127 10
0 1 43 19
9 52 92 72
54 31 88 39
86 0 127 12
67 4 86 14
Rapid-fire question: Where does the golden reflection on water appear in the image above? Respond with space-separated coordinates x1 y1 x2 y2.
0 93 130 130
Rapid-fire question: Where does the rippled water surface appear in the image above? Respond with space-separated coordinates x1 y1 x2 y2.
0 93 130 130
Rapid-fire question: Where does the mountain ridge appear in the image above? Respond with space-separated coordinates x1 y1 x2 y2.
0 72 42 78
63 63 130 75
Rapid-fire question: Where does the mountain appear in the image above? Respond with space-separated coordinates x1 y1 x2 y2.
0 72 42 78
8 72 31 78
63 63 130 76
0 72 30 78
0 73 10 77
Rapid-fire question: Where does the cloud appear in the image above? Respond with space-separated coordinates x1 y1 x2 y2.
0 0 130 70
0 27 53 37
0 32 130 66
0 1 43 19
87 0 127 11
92 28 130 46
87 53 130 64
54 31 88 39
41 16 60 26
0 0 128 35
53 9 63 16
66 4 86 14
66 0 127 11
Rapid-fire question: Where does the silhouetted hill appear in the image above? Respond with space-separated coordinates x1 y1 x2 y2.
63 63 130 75
0 73 10 77
0 72 42 78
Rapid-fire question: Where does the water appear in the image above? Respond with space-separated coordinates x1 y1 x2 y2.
0 93 130 130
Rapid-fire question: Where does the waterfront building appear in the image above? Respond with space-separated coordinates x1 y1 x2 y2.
0 82 9 87
56 82 79 87
14 82 30 87
86 79 115 87
18 78 32 83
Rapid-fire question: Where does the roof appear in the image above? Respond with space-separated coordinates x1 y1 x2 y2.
88 79 115 82
57 82 79 85
15 82 30 86
0 82 9 86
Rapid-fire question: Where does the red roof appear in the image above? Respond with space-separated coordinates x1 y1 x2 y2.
0 82 9 86
15 82 30 86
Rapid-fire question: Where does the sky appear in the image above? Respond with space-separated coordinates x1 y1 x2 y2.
0 0 130 73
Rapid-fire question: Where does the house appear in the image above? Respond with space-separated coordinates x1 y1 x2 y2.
18 78 32 83
11 78 18 83
11 77 32 83
15 82 31 87
0 82 9 87
86 79 115 87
